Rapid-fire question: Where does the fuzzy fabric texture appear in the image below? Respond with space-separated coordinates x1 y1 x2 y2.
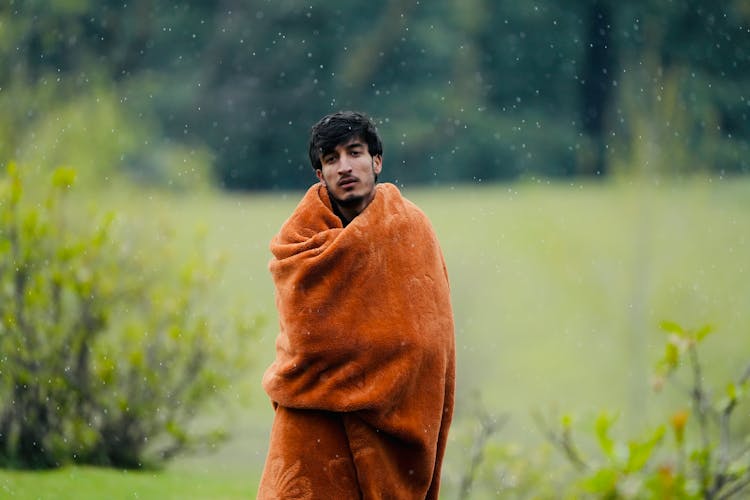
258 182 455 499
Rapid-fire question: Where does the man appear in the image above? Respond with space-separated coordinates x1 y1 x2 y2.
258 111 455 499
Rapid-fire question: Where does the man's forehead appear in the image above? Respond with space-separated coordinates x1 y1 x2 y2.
320 136 365 156
338 137 365 149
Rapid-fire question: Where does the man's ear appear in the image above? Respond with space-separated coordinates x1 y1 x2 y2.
315 168 324 183
372 155 383 175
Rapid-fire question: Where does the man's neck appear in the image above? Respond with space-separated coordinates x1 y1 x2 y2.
330 198 352 227
328 191 375 227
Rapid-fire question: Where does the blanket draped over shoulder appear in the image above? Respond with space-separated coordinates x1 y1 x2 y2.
258 182 455 499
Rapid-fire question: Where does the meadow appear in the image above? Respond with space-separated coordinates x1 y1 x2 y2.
1 177 749 498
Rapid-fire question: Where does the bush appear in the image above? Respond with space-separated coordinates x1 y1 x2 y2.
458 322 750 499
0 163 258 469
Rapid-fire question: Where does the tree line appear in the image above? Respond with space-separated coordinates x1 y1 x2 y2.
2 0 748 190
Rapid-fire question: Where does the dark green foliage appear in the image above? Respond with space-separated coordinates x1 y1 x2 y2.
0 164 258 469
2 0 748 189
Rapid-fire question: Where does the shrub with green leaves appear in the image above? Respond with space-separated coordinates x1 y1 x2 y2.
0 163 258 469
458 322 750 499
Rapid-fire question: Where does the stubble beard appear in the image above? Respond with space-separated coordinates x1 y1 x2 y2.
331 191 365 208
330 165 377 208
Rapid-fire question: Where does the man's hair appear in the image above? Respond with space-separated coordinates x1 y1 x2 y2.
308 111 383 171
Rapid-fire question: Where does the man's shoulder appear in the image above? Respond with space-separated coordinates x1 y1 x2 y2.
377 183 435 230
378 183 418 209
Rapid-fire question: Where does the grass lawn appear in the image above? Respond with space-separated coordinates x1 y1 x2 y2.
0 466 258 499
2 176 749 497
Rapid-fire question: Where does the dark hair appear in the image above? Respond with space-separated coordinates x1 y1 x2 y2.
308 111 383 171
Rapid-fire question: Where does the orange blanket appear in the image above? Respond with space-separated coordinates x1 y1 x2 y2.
258 182 455 499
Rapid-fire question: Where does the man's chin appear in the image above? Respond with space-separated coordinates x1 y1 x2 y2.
333 193 364 208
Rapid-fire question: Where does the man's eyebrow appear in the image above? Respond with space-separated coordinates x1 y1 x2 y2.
345 142 365 150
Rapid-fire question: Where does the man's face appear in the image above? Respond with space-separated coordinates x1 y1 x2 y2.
315 136 382 214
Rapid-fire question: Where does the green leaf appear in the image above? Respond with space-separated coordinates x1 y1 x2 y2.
595 412 617 459
561 413 573 430
166 420 189 443
6 161 18 177
51 166 78 189
580 468 619 494
717 383 740 413
663 342 680 369
727 382 737 401
689 449 710 469
626 426 665 473
694 324 713 342
660 320 684 335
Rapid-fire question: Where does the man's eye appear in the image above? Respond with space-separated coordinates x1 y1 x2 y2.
350 151 361 156
323 156 336 164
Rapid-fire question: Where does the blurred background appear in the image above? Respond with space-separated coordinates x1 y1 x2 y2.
1 1 750 498
3 0 749 188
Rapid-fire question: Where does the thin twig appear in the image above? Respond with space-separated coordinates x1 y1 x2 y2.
711 358 750 498
531 411 588 472
739 362 750 386
716 475 750 500
688 345 714 497
457 409 507 500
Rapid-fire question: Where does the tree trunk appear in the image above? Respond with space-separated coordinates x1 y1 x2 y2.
581 0 615 176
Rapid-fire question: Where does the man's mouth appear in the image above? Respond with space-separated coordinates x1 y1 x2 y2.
338 177 358 188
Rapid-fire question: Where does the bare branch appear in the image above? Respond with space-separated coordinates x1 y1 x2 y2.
687 345 715 497
739 362 750 386
457 408 508 500
716 475 750 500
532 410 588 472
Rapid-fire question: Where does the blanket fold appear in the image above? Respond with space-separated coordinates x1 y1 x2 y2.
258 182 455 499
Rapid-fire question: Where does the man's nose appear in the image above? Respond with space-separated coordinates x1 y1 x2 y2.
337 156 353 173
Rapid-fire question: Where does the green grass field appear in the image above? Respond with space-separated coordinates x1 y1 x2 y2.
2 177 749 498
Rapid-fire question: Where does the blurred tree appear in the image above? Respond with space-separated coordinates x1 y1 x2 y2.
1 0 748 189
0 1 216 189
580 0 616 176
610 0 750 176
